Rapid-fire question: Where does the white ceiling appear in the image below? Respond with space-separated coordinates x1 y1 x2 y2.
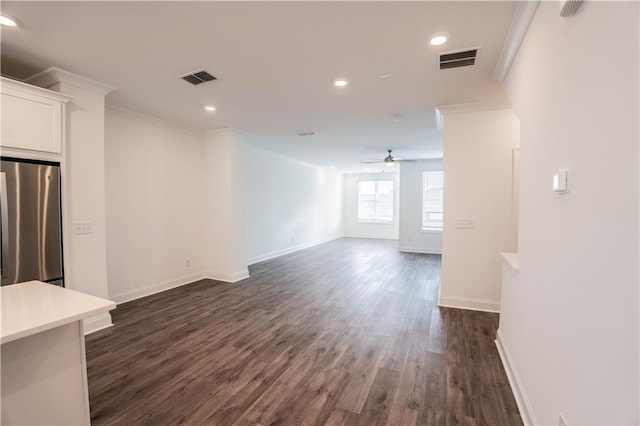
1 1 515 173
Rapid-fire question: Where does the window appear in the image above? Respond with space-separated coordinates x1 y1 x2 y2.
358 180 394 222
422 171 444 230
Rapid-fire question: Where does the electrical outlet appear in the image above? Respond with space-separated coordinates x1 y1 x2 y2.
456 218 475 229
559 413 568 426
74 222 93 235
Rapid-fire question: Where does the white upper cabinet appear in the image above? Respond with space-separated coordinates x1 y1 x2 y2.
1 77 72 154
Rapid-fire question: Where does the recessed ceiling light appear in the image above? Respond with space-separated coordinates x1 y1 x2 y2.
430 35 448 46
364 168 371 171
204 105 216 112
378 73 392 79
330 166 336 169
333 78 349 87
0 15 19 27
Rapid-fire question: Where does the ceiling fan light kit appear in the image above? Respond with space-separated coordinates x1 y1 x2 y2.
361 149 426 168
384 153 396 167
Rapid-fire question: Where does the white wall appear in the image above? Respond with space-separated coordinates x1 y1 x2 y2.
246 146 343 264
439 107 519 313
500 2 639 425
398 159 443 254
105 107 208 302
204 129 248 281
27 68 117 332
343 172 399 240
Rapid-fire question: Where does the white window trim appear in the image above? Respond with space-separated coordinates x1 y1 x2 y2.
421 170 444 231
358 220 396 225
420 228 443 234
357 179 396 224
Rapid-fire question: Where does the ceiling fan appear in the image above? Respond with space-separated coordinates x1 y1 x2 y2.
360 149 417 168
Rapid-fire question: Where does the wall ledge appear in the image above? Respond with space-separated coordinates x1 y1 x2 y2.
495 329 538 426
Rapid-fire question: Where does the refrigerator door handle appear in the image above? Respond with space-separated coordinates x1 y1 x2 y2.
0 172 8 279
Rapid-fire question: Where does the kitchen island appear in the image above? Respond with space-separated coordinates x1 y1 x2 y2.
1 281 115 425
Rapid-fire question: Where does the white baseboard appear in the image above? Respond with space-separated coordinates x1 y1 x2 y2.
83 313 113 335
438 295 501 313
247 235 343 265
398 246 442 254
343 234 399 240
110 272 207 304
206 269 250 283
495 329 537 426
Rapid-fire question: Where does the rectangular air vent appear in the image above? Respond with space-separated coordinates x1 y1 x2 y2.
439 48 478 70
297 131 316 136
181 70 217 85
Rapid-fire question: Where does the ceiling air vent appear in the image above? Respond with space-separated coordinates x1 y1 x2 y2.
181 70 217 85
297 131 316 137
439 48 478 70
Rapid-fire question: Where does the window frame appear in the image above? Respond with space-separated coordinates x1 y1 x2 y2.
357 179 395 224
421 170 444 232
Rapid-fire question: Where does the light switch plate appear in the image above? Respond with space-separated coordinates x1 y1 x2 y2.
74 222 93 235
553 170 568 192
456 218 475 229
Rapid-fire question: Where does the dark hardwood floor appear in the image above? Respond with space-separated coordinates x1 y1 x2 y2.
85 238 521 425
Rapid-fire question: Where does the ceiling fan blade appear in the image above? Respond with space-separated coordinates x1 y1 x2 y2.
395 158 431 162
360 160 384 164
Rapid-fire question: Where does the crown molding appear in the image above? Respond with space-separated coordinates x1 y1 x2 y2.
245 143 342 174
26 67 117 96
1 76 73 103
434 100 512 131
205 127 253 143
105 104 206 139
492 1 540 83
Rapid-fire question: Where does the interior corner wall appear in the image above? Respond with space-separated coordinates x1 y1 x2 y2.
104 109 207 303
343 172 399 240
398 159 443 254
439 107 519 313
500 2 639 425
246 146 343 265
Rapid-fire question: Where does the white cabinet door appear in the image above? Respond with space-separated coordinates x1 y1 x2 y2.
1 78 71 154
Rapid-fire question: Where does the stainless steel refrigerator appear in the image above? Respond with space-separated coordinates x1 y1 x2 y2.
0 157 64 287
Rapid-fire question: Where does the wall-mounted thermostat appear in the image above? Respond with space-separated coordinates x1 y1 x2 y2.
552 170 568 193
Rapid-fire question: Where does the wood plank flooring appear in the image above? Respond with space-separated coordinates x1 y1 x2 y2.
85 238 522 425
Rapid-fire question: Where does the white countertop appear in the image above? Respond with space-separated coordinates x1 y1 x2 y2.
1 281 115 344
500 252 519 272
